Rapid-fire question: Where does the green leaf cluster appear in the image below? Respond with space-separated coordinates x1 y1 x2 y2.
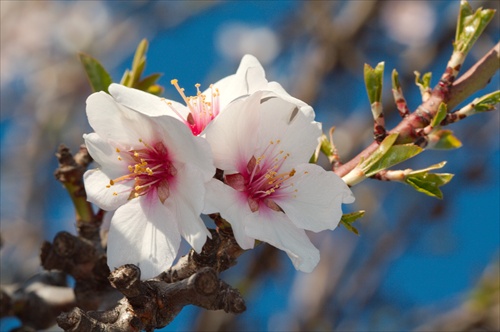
79 39 164 96
455 1 496 54
414 71 432 99
360 134 423 177
120 39 164 96
403 162 453 199
472 91 500 113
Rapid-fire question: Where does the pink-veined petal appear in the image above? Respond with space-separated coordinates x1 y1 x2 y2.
276 163 355 232
153 115 215 181
245 210 320 272
107 197 181 280
203 179 255 250
164 164 211 253
204 92 262 173
83 169 131 211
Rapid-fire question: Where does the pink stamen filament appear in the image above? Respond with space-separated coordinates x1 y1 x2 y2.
169 79 220 135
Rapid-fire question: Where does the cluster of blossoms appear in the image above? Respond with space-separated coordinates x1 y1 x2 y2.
83 55 355 279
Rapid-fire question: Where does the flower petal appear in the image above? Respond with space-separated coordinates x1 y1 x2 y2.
212 54 268 108
107 197 181 280
203 179 255 250
264 81 315 118
245 210 320 272
276 163 355 232
257 96 321 168
83 169 131 211
83 133 128 178
109 83 189 121
164 164 211 253
204 92 262 173
86 91 156 145
154 115 215 181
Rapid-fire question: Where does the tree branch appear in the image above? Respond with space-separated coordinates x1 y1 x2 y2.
335 42 500 179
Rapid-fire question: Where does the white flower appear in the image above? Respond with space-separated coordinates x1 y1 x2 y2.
203 91 355 272
83 90 215 279
107 54 311 135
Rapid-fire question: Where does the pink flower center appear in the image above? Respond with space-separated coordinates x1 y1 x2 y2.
107 139 177 204
225 140 297 213
166 79 221 136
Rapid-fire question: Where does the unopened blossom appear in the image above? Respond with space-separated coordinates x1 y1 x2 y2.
203 91 355 272
108 54 310 135
83 90 215 279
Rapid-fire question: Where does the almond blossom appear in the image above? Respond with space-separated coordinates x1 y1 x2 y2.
107 54 312 135
203 91 355 272
83 90 215 279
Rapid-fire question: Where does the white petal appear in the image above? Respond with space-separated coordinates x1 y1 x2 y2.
107 198 181 280
164 164 210 253
86 91 156 145
245 210 320 272
256 96 321 168
109 83 189 121
213 54 268 108
153 115 215 181
83 169 131 211
276 163 355 232
83 133 128 178
204 92 262 172
203 179 255 250
264 82 315 118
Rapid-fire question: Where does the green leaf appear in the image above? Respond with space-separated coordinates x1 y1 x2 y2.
456 0 474 44
360 133 423 177
405 172 454 199
391 69 400 90
364 62 384 104
431 102 448 127
136 73 163 91
146 84 165 96
364 144 423 177
454 1 496 54
120 69 132 87
340 210 365 235
78 53 113 93
429 130 463 150
360 133 398 172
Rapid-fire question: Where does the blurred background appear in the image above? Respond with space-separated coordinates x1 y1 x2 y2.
1 0 498 331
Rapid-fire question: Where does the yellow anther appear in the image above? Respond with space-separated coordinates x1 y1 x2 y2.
170 79 178 85
289 169 296 177
116 148 120 153
109 180 115 185
106 185 111 188
113 192 118 196
117 156 122 161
